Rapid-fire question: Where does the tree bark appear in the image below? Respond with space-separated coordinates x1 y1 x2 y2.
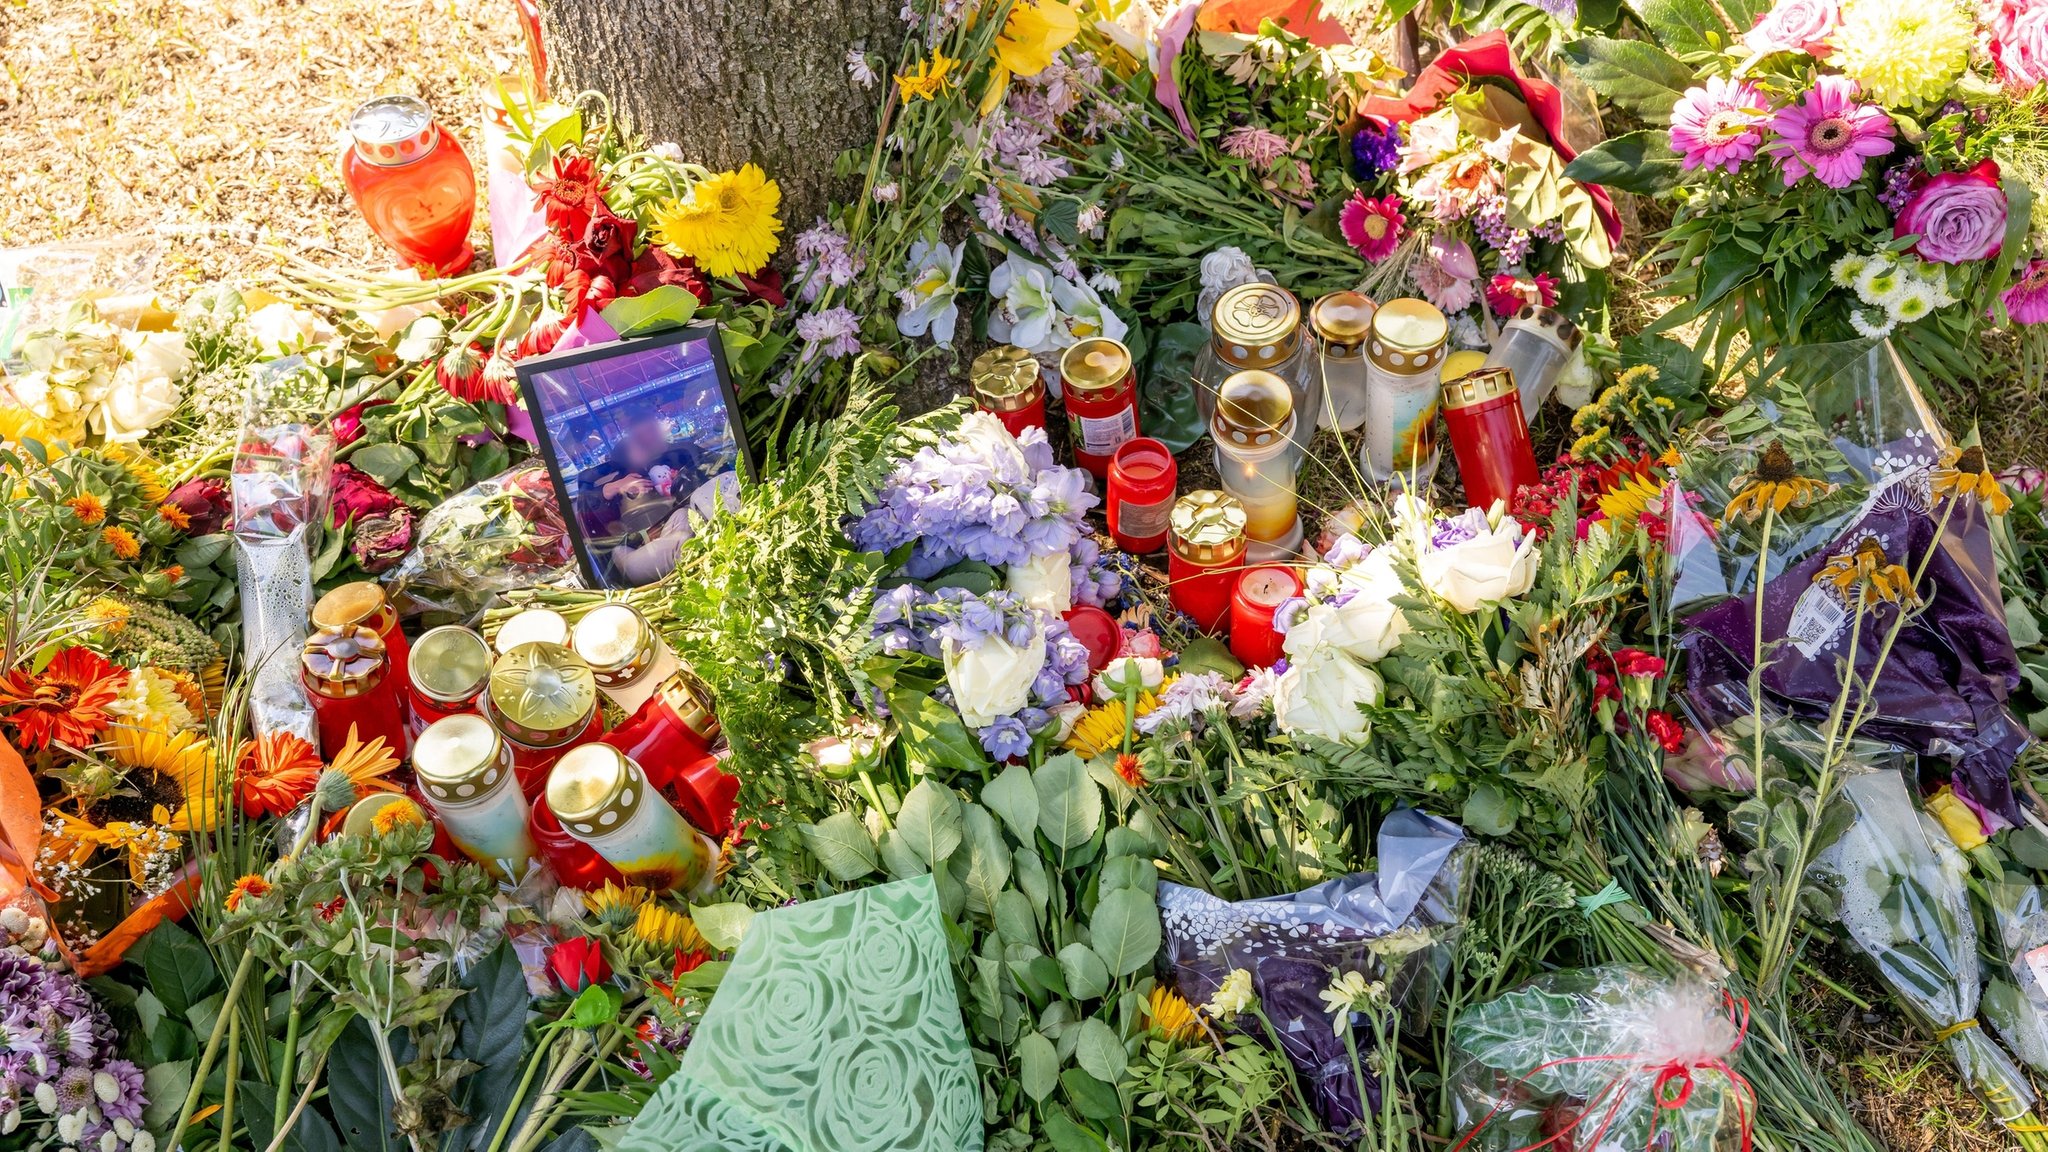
539 0 902 229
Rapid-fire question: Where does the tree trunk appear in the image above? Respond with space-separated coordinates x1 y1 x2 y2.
539 0 902 229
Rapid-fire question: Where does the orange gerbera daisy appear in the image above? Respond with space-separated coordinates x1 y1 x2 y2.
65 494 106 526
101 526 141 560
0 648 123 751
325 725 402 800
1114 752 1149 789
156 502 192 531
224 873 272 912
234 732 323 818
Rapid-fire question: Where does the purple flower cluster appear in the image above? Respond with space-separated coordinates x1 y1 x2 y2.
0 951 149 1149
849 416 1098 579
1068 537 1122 609
1350 120 1400 181
792 219 867 304
1877 161 1923 213
871 586 1090 759
1472 196 1532 264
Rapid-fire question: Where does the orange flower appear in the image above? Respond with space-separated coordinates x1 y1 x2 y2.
160 565 186 584
224 873 272 912
234 733 323 818
326 725 402 799
65 494 106 526
1114 752 1148 790
101 526 141 560
0 648 122 751
156 502 192 531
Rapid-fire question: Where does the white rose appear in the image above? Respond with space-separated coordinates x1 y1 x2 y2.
94 331 191 442
1273 650 1381 745
1045 700 1087 743
944 624 1047 728
247 302 332 358
1419 515 1538 613
392 314 447 362
1007 551 1074 614
1285 551 1410 663
1093 656 1164 701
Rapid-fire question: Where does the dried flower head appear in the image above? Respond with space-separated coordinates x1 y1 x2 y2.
1723 441 1835 523
1932 445 2012 515
1816 533 1916 606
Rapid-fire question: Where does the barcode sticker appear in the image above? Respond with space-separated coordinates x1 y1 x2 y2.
1074 406 1137 455
1786 583 1849 660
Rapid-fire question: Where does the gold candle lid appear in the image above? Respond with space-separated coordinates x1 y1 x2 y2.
1309 292 1375 350
413 713 510 805
1211 371 1295 450
657 668 721 742
487 642 597 747
572 603 658 688
1367 298 1448 375
971 345 1044 411
1059 338 1133 396
546 744 652 836
1211 284 1302 368
1168 490 1248 567
495 607 569 654
312 582 393 633
1441 349 1488 383
1443 366 1521 411
410 625 492 705
300 625 388 698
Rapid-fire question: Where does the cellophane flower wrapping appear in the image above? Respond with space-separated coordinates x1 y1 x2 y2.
232 356 332 742
1669 339 2028 820
1159 808 1467 1131
1447 966 1749 1152
386 462 577 623
1983 883 2048 1073
1812 765 2037 1124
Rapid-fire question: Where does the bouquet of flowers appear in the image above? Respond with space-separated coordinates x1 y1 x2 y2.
386 462 575 622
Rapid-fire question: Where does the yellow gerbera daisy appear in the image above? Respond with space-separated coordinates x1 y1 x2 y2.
1722 441 1834 524
1145 986 1203 1045
633 903 708 955
1931 445 2012 515
1063 678 1172 760
325 725 403 799
648 164 783 280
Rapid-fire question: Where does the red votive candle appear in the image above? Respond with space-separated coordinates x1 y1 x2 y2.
1166 491 1247 633
601 670 739 839
300 626 409 759
1059 337 1141 479
1443 366 1540 513
1107 438 1177 553
972 345 1048 439
1230 565 1303 668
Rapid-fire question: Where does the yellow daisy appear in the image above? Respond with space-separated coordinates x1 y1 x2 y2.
1722 441 1834 524
1063 678 1172 760
1815 534 1915 607
633 903 708 955
649 164 783 280
1145 986 1203 1045
1931 445 2012 515
894 50 960 102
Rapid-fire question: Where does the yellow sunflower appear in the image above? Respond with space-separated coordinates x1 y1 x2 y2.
633 903 708 955
1722 441 1834 524
1931 445 2012 516
584 881 652 928
1145 986 1203 1045
1815 534 1915 607
1063 677 1172 760
111 718 221 831
648 164 783 280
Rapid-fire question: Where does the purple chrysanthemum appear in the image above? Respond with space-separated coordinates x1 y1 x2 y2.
1350 119 1400 181
94 1060 145 1124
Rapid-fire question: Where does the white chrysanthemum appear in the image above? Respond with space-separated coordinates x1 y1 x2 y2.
1886 280 1938 323
1831 252 1871 289
1850 307 1898 338
1854 258 1901 306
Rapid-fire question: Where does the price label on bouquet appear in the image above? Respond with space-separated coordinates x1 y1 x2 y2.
1786 583 1849 660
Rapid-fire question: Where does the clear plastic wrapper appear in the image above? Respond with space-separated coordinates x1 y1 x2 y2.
386 462 578 624
1670 340 2028 821
1447 966 1752 1152
0 233 165 360
1984 883 2048 1073
1812 766 2038 1126
233 357 333 742
1159 808 1466 1130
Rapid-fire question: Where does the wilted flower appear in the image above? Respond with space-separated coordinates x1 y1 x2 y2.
1723 441 1834 523
349 506 416 574
1815 533 1915 606
1931 445 2012 514
1203 968 1256 1020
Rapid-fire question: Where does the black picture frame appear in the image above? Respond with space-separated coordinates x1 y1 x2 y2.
514 322 753 589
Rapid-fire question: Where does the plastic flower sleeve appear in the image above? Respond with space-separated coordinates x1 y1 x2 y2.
1446 966 1752 1152
1670 339 2028 821
232 357 333 743
1159 808 1467 1131
1984 883 2048 1072
385 462 577 624
1811 766 2038 1126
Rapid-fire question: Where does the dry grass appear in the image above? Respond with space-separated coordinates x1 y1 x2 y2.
0 0 523 289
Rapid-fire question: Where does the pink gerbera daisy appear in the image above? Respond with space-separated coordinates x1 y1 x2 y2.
1669 76 1771 173
1767 75 1894 189
2005 259 2048 325
1340 193 1406 262
1485 272 1559 317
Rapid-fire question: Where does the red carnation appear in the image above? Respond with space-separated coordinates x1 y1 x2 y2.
533 154 603 239
1611 648 1667 679
547 935 610 992
1645 709 1687 754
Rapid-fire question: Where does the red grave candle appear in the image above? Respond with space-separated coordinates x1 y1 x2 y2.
1442 366 1541 513
601 671 739 839
1230 566 1304 668
405 625 492 738
971 345 1047 439
484 642 605 799
1165 491 1248 633
1106 438 1177 553
300 625 409 760
1059 338 1141 479
340 96 478 276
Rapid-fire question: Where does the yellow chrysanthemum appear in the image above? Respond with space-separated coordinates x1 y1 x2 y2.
894 50 960 102
370 801 426 836
648 164 783 280
1827 0 1972 108
633 903 708 955
1145 986 1203 1045
84 597 132 633
1063 677 1172 760
101 444 170 502
104 668 199 733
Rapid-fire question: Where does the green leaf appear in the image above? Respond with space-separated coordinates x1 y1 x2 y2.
600 285 700 336
1088 888 1161 978
891 688 988 774
1060 1067 1125 1122
879 830 928 878
448 942 530 1152
1562 130 1681 195
330 1016 407 1152
239 1079 345 1152
1625 0 1731 54
955 805 1013 918
996 889 1041 947
1072 1018 1128 1083
800 811 881 881
134 921 222 1017
688 903 756 951
1698 241 1761 310
897 779 965 867
348 443 419 488
561 983 621 1029
1462 782 1519 837
141 1059 190 1133
1044 1109 1114 1152
1019 1031 1060 1103
1057 942 1112 1001
1562 37 1692 124
173 532 231 570
1035 754 1104 850
1039 199 1082 247
982 763 1041 845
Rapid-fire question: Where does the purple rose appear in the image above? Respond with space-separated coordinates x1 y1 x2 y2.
349 505 415 574
1896 160 2008 264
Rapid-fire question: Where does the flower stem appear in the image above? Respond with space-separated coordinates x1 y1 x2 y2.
1748 503 1777 795
259 1052 329 1152
274 997 301 1135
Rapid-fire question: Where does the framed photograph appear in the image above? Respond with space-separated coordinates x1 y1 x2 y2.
514 323 752 589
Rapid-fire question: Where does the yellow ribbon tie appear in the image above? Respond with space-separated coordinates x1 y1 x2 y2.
1933 1019 1979 1041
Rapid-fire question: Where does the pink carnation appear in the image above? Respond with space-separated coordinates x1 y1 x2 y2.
1766 75 1893 189
1742 0 1838 55
1339 193 1406 262
1670 76 1770 173
2004 259 2048 325
1991 0 2048 89
1896 160 2007 264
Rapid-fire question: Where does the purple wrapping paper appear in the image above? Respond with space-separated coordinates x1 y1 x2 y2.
1158 809 1467 1132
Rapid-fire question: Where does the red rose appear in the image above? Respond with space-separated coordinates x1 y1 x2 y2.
330 400 390 449
164 477 232 536
330 462 402 526
547 935 610 992
625 248 713 304
1645 709 1687 754
575 201 638 285
1611 648 1667 679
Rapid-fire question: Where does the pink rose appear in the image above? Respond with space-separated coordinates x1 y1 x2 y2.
1991 0 2048 88
1743 0 1838 55
1896 160 2008 264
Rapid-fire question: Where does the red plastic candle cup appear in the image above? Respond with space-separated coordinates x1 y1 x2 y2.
340 96 478 275
529 800 625 890
1442 366 1540 513
1107 438 1177 553
601 671 740 838
1166 491 1248 633
300 626 409 760
1230 565 1303 668
972 345 1048 439
1061 606 1122 673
